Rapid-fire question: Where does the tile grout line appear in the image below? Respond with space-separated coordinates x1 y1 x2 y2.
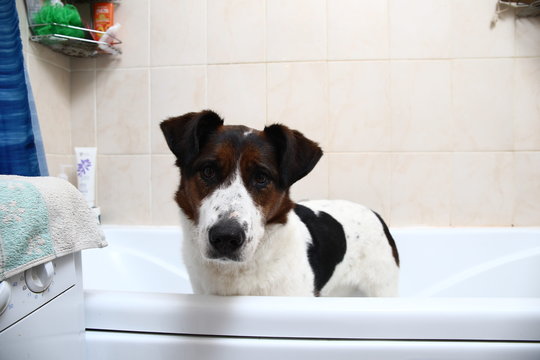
81 150 540 157
387 0 394 224
449 0 456 226
93 56 99 207
449 55 455 226
511 55 517 226
324 0 330 198
264 0 268 126
147 0 153 224
87 55 540 71
204 0 209 112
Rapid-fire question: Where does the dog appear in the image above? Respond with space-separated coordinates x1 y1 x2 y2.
160 110 399 297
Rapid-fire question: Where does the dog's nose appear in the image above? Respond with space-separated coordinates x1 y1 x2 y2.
208 220 246 256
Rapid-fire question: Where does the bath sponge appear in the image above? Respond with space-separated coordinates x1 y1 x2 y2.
33 0 86 39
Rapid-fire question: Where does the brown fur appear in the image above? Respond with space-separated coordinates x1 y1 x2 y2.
238 142 294 225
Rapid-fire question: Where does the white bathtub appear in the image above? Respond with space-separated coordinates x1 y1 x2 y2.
82 226 540 360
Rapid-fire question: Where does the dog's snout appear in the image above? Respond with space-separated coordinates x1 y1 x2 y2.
208 220 246 258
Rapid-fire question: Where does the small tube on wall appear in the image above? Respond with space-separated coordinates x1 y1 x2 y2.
75 147 96 208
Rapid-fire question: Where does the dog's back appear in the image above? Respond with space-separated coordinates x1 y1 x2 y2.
296 200 399 297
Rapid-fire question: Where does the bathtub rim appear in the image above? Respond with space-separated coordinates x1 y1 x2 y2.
85 226 540 341
84 290 540 342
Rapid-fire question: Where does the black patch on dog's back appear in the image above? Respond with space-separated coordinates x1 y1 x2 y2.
372 211 400 267
294 204 347 296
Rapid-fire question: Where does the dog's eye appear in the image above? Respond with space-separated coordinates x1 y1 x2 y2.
200 166 216 181
253 172 269 188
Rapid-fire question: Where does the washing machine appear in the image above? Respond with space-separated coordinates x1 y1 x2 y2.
0 252 85 360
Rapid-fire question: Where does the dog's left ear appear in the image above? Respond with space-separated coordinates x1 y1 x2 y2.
160 110 224 168
264 124 323 188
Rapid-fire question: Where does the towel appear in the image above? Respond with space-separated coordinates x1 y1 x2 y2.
0 175 107 281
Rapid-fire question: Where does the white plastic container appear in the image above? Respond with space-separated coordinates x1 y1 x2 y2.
75 147 97 208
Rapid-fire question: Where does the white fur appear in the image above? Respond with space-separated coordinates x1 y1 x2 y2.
181 213 315 295
195 169 265 263
180 195 399 297
302 200 399 297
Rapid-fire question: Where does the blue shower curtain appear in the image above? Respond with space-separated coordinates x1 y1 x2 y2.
0 0 48 176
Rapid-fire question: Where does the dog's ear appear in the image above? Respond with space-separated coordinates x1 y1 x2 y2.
264 124 323 188
160 110 224 167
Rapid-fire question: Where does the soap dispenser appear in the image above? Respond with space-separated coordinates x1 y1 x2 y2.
58 164 73 182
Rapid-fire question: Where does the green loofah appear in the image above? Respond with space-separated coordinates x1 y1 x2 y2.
33 1 86 39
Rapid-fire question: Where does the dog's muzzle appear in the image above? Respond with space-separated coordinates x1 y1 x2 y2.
207 219 246 261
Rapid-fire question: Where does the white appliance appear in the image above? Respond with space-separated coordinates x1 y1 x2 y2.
0 252 85 360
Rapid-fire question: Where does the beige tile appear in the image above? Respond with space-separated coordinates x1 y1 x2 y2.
266 0 326 61
451 152 514 226
96 69 149 154
389 0 451 59
514 152 540 226
327 0 388 60
97 155 151 224
328 153 391 220
391 60 453 151
27 43 71 72
514 58 540 151
290 155 329 202
390 153 452 226
453 59 514 151
27 55 72 155
150 0 206 66
515 16 540 57
151 66 206 154
451 0 514 58
71 71 96 148
96 0 149 69
267 62 328 147
71 58 96 71
207 0 265 64
207 64 266 129
151 155 181 225
328 61 391 152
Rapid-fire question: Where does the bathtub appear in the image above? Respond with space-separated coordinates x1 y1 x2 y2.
82 226 540 360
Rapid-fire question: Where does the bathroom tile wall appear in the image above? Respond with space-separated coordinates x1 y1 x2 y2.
18 0 540 226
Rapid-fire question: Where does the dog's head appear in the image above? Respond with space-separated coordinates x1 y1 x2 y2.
160 110 322 263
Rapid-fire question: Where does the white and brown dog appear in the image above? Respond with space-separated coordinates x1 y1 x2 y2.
160 110 399 297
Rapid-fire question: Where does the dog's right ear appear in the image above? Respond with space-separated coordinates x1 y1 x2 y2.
160 110 224 167
264 124 323 189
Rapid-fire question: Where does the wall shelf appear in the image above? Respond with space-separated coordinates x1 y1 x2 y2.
24 0 122 58
29 23 121 57
499 0 540 17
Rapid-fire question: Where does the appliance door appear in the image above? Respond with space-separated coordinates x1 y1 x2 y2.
0 284 85 360
0 253 85 360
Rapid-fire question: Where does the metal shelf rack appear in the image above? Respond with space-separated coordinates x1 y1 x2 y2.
24 0 122 58
499 0 540 17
